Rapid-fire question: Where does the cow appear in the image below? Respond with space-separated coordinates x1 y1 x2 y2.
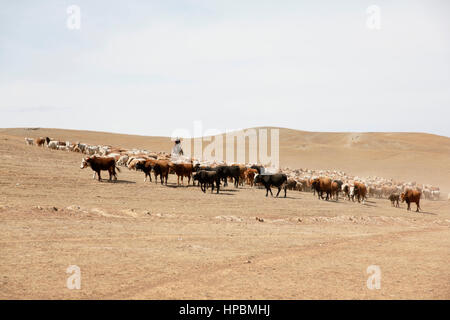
193 170 221 194
35 137 46 147
254 173 287 197
153 160 170 185
352 182 367 203
244 168 258 187
135 159 157 182
215 165 241 188
401 189 422 212
193 163 215 172
310 177 319 196
232 164 247 186
127 158 147 170
330 180 343 201
169 162 194 186
341 183 351 200
286 178 297 191
311 177 332 200
80 156 120 182
250 165 264 175
389 194 400 207
311 178 320 197
25 138 34 145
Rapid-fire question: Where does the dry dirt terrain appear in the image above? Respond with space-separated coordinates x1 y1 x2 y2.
0 128 449 299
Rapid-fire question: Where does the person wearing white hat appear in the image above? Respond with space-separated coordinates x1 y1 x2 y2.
171 137 184 157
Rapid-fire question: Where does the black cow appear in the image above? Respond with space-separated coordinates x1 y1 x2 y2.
135 160 154 182
193 164 215 186
193 170 220 194
389 193 400 207
193 164 215 172
250 165 264 174
215 165 240 188
254 173 288 197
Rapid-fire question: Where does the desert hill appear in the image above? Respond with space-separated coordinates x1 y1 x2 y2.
1 126 450 299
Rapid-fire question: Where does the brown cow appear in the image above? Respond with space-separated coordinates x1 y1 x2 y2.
401 189 422 212
153 160 170 185
169 162 194 186
35 137 46 147
80 156 120 182
352 182 367 203
312 177 332 200
330 180 342 201
238 167 248 186
244 168 257 187
311 177 320 197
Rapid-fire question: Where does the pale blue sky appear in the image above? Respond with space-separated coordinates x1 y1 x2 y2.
1 0 449 137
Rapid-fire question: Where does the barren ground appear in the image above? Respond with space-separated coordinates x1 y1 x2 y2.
0 128 449 299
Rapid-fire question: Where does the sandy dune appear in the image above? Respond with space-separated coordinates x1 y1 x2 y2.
0 127 449 299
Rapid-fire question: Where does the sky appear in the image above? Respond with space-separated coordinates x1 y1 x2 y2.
1 0 449 137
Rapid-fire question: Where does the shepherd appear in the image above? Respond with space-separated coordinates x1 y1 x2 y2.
171 137 184 157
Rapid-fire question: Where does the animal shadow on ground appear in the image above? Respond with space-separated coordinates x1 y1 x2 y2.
193 190 235 195
361 202 377 207
219 188 240 192
177 185 203 188
417 210 437 215
164 183 184 188
172 184 204 188
325 200 347 204
104 179 136 184
265 195 298 199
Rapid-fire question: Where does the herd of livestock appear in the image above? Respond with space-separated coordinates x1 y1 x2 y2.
25 136 445 212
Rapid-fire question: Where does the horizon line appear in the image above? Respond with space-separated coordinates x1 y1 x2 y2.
1 126 450 139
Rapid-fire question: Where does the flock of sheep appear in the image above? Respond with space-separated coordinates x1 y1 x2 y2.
281 167 442 201
25 136 443 203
